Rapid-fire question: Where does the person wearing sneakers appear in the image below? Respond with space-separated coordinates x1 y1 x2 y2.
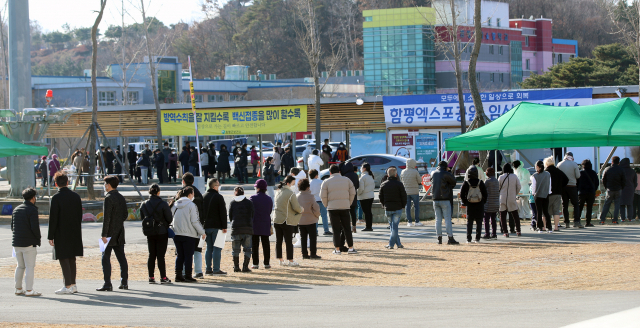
321 164 358 254
273 176 304 265
297 178 322 259
461 166 487 243
250 179 273 269
498 164 522 237
97 175 130 292
170 187 206 283
619 158 637 222
140 184 173 285
600 156 626 224
545 156 569 231
379 167 406 249
532 160 553 233
557 152 582 228
203 178 228 276
357 163 375 232
431 161 459 245
228 187 255 273
12 188 42 297
483 168 499 239
401 159 423 227
577 159 599 227
309 169 332 236
48 172 83 295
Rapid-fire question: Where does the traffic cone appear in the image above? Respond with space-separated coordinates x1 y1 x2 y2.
257 161 262 178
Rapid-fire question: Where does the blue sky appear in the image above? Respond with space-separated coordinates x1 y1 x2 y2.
28 0 208 32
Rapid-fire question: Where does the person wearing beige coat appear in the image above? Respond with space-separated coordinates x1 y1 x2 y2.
297 179 321 259
273 176 304 266
498 163 522 237
320 164 357 254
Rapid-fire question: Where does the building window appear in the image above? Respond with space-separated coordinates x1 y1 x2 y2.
463 72 468 81
194 94 203 103
208 95 223 102
98 91 116 106
525 36 529 47
497 18 501 27
526 59 530 70
570 54 575 59
499 46 503 55
365 16 372 22
476 72 480 81
230 95 237 101
558 54 563 63
490 73 494 82
489 45 494 54
499 73 504 82
127 91 139 105
488 18 492 26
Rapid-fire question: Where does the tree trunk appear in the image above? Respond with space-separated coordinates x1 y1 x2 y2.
450 0 466 135
141 0 163 150
468 0 485 126
88 0 107 200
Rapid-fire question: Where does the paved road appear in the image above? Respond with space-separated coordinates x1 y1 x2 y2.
0 278 638 328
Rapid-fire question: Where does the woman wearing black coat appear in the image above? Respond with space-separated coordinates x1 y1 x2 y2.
140 184 173 284
460 166 488 243
217 145 231 183
47 172 84 295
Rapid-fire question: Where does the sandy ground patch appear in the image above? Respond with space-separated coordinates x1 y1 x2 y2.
2 241 639 291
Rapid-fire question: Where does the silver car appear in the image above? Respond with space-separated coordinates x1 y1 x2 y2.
319 154 428 188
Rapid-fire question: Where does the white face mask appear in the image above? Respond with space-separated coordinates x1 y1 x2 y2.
103 184 108 192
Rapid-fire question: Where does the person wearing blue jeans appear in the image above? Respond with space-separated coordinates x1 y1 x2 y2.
205 228 223 273
386 210 403 248
317 201 330 234
309 169 332 235
434 200 456 243
202 179 228 275
406 194 421 226
431 161 459 245
600 190 622 224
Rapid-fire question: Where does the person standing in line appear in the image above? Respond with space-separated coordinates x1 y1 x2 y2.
228 187 255 272
202 178 228 276
207 142 217 180
297 178 321 259
273 176 304 265
188 146 199 176
250 179 273 269
339 163 359 237
200 148 209 184
138 151 151 185
144 145 154 181
179 146 190 177
464 158 487 181
140 184 173 284
281 146 296 180
483 168 499 239
114 149 123 183
262 157 278 200
320 164 357 254
332 143 349 163
513 160 532 222
104 147 115 175
358 163 375 232
545 156 569 231
320 145 332 170
48 172 83 295
241 144 250 183
557 152 582 228
39 156 48 187
154 149 165 184
168 149 178 183
618 158 637 222
498 164 522 237
379 167 406 249
302 144 312 172
180 173 205 277
48 154 60 183
82 155 91 186
290 167 307 195
73 149 84 186
461 166 488 243
170 187 205 282
162 142 171 182
431 161 459 245
233 146 245 184
323 139 333 154
531 160 553 233
634 167 640 221
577 159 599 227
217 145 231 183
250 146 260 178
401 158 423 227
308 149 323 174
12 188 42 296
487 150 503 171
127 146 137 182
97 175 129 291
272 144 283 183
309 169 331 236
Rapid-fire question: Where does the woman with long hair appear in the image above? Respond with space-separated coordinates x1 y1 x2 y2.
139 184 173 284
170 187 205 282
250 179 274 269
498 163 522 237
532 160 552 233
358 163 375 231
217 145 231 183
296 178 321 259
273 176 304 266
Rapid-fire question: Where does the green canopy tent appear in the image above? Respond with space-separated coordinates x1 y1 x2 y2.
445 98 640 151
0 134 48 157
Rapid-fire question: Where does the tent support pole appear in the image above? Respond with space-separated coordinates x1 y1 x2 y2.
495 150 498 178
600 147 617 177
259 134 263 177
515 150 534 167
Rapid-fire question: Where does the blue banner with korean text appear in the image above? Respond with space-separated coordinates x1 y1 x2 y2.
383 89 593 127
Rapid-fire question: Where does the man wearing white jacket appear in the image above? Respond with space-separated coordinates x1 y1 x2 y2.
513 160 532 220
302 144 313 171
308 150 324 173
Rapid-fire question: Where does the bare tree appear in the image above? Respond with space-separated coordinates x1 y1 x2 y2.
88 0 108 200
328 0 362 70
0 4 8 109
604 0 639 104
467 0 487 128
294 0 344 151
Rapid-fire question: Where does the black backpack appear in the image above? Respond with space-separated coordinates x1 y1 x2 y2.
141 200 163 236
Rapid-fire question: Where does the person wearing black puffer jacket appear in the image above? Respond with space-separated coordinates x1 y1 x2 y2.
431 161 458 245
228 187 255 273
12 188 42 296
460 166 487 243
139 184 173 284
544 156 569 231
379 167 407 249
600 156 627 224
203 178 227 276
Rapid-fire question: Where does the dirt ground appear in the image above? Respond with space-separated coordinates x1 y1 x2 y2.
2 241 639 291
0 324 147 328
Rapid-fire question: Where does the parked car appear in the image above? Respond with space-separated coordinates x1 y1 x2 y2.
318 154 428 188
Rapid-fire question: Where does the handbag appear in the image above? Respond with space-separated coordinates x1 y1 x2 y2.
167 226 176 239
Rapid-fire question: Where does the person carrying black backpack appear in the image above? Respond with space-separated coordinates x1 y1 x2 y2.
460 166 487 243
140 184 173 284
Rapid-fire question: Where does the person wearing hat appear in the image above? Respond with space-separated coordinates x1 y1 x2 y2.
557 152 582 228
249 179 273 269
48 154 60 182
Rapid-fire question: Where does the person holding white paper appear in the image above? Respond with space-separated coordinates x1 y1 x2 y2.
97 176 129 292
171 187 206 283
203 178 227 276
12 188 42 297
48 172 83 295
